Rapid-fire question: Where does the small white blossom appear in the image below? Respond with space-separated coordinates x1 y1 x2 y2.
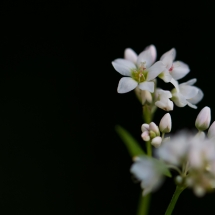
159 48 190 89
155 89 174 111
171 79 203 109
130 157 164 195
112 46 165 93
159 113 172 133
195 106 211 131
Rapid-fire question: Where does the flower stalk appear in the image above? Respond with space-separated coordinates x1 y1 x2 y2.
164 186 186 215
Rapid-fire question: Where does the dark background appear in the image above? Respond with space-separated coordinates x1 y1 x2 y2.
0 0 215 214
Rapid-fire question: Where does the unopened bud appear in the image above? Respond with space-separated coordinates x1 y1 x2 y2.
159 113 172 133
149 130 156 139
149 122 160 136
151 136 162 148
175 175 183 184
141 131 150 141
194 186 205 197
195 106 211 131
141 123 149 132
208 121 215 139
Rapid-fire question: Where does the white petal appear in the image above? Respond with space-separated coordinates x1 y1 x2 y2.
170 78 179 92
137 49 154 68
160 48 176 69
147 61 165 81
138 81 154 93
187 102 197 109
112 59 135 76
187 88 203 104
117 77 138 93
155 100 173 111
145 45 157 63
171 61 190 80
172 92 187 107
141 124 149 132
179 85 198 99
180 78 197 86
124 48 138 64
159 70 172 82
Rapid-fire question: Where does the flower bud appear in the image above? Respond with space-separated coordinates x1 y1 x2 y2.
149 130 156 139
149 122 160 136
151 137 162 148
195 106 211 131
208 121 215 139
141 123 149 132
141 131 150 141
159 113 172 133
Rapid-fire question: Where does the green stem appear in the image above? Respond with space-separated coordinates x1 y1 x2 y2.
137 193 151 215
136 105 153 215
164 186 185 215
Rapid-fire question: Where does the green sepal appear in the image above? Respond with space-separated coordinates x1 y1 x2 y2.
115 125 146 157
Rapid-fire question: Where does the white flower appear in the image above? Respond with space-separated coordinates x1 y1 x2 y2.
195 106 211 131
159 48 190 88
112 47 165 93
156 131 191 166
155 89 173 111
130 157 164 195
159 113 172 133
208 121 215 139
171 79 204 109
156 130 215 196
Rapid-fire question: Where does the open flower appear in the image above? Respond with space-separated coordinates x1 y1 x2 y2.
171 79 203 109
112 47 165 93
130 157 164 195
159 48 190 88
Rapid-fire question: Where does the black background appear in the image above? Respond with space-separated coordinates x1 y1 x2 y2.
0 0 215 214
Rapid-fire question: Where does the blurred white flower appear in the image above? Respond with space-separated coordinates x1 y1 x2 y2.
195 106 211 131
130 157 164 195
171 79 203 109
155 89 173 111
112 46 165 93
159 48 190 89
156 130 215 196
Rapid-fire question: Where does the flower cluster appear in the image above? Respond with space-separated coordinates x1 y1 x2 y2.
112 45 203 110
131 107 215 197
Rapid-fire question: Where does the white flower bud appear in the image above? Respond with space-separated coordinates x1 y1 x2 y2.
175 175 183 184
195 106 211 131
208 121 215 139
151 136 162 148
135 88 152 105
149 122 160 136
141 131 150 141
159 113 172 133
141 123 149 132
194 186 205 197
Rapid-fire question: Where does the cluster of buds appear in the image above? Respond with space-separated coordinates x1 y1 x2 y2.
141 113 172 148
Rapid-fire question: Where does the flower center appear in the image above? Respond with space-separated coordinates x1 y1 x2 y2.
131 66 148 83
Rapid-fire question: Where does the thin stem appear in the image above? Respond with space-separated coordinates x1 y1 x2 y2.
137 193 151 215
136 104 153 215
164 186 186 215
